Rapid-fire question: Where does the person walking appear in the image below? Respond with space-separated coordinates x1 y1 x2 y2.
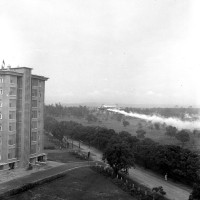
88 151 90 159
165 173 168 181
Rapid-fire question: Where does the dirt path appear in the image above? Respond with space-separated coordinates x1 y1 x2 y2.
75 140 192 200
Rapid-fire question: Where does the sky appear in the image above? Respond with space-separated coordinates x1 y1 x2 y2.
0 0 200 106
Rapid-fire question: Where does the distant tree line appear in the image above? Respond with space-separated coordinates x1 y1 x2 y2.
45 116 200 185
45 103 92 118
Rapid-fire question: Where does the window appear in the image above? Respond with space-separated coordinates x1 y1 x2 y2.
38 80 42 87
9 122 16 131
31 121 37 129
0 136 2 145
0 88 3 95
9 87 16 96
9 99 16 108
31 144 36 154
17 78 22 88
0 112 2 119
8 134 16 145
17 89 22 99
9 111 16 119
32 110 37 119
8 148 15 159
32 79 38 87
0 100 2 107
32 89 37 97
31 131 37 141
0 78 3 83
0 125 2 131
32 100 37 108
17 99 22 110
16 111 22 122
10 76 16 84
16 122 22 137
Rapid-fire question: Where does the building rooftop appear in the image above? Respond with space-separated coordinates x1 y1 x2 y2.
0 66 48 80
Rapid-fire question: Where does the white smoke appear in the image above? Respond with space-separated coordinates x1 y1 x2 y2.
108 109 200 131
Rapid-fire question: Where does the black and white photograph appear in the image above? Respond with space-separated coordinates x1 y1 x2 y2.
0 0 199 200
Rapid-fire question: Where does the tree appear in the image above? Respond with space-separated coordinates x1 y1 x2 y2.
189 184 200 200
122 120 130 127
51 122 64 141
116 114 123 122
193 129 200 137
138 122 143 129
165 125 177 138
136 129 146 139
154 123 160 130
103 142 135 176
86 114 97 123
44 116 58 133
176 130 190 147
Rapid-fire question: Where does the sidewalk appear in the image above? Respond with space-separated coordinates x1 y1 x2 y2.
0 161 93 198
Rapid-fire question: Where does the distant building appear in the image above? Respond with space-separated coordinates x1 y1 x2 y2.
0 66 48 170
98 104 118 111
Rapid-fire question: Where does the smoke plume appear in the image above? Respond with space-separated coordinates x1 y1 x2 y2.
108 109 200 131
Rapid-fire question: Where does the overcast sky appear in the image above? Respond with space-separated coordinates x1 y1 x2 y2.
0 0 199 106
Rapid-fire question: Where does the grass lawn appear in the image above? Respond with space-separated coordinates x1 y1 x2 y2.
46 149 90 163
55 114 200 151
5 167 135 200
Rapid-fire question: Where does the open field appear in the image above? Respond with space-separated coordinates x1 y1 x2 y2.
55 114 200 151
5 167 135 200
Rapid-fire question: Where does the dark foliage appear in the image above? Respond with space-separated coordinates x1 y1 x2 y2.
176 130 190 147
122 120 130 127
103 142 135 175
136 129 146 139
165 126 177 138
45 117 200 185
45 104 91 118
189 183 200 200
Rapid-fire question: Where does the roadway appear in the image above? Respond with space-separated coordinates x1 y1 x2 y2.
73 140 192 200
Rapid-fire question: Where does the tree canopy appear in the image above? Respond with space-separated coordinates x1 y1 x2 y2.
136 129 146 139
189 184 200 200
103 141 135 175
44 117 200 185
176 130 190 147
165 125 177 138
122 120 130 127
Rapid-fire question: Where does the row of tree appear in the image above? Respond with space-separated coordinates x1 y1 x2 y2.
45 117 200 185
165 125 190 146
45 104 92 118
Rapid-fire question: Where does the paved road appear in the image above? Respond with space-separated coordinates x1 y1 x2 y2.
129 167 191 200
75 141 192 200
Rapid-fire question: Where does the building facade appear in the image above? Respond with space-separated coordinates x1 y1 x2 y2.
0 67 48 169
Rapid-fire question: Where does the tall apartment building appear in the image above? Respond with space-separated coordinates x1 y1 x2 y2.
0 67 48 169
